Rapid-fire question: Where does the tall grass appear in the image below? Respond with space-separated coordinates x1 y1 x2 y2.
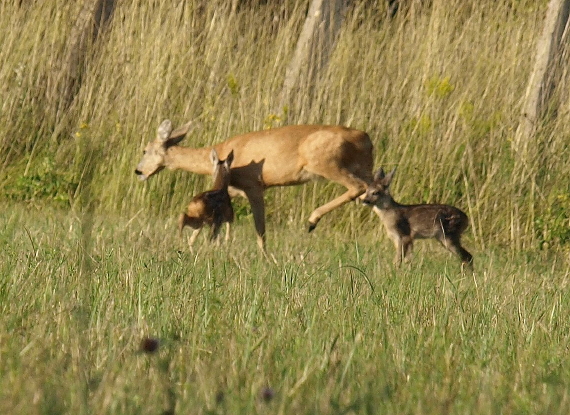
1 206 570 414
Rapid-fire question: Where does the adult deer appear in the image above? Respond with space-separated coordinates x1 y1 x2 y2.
178 149 234 251
362 167 473 270
135 120 375 253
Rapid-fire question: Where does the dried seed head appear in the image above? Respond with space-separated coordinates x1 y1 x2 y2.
140 337 160 353
260 387 275 402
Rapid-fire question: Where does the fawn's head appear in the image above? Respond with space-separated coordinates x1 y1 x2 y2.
135 119 194 181
362 167 396 208
210 149 234 188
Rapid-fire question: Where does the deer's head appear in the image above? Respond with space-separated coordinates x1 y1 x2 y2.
362 167 396 208
135 119 194 181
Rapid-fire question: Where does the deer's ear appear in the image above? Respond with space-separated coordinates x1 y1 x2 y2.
165 121 194 147
170 121 193 140
210 149 219 166
156 119 173 142
374 168 385 181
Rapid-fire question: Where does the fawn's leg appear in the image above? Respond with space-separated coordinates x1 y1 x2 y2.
391 237 404 267
188 228 202 252
224 222 231 242
209 223 222 243
400 236 414 264
440 236 473 270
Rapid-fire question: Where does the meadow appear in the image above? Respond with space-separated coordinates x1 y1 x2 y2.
2 206 570 414
1 0 570 413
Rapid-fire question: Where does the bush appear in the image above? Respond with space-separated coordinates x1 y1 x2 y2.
3 156 78 207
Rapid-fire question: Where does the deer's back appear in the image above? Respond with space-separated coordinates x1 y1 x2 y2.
214 125 373 187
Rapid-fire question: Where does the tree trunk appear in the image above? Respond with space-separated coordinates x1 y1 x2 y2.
279 0 346 110
514 0 570 157
50 0 116 122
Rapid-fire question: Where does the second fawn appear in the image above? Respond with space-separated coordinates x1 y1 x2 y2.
362 167 473 270
178 149 234 251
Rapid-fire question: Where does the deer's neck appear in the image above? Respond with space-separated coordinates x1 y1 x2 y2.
165 146 215 175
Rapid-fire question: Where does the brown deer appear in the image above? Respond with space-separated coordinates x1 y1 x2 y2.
178 149 234 251
362 167 473 270
135 120 375 253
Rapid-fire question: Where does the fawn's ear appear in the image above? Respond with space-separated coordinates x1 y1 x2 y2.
210 149 220 166
384 167 397 185
373 168 385 181
225 150 234 167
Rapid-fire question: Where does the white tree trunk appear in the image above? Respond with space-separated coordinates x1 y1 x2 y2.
50 0 116 120
514 0 570 156
279 0 346 108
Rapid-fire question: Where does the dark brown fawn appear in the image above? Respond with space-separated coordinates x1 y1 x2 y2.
362 168 473 270
178 149 234 251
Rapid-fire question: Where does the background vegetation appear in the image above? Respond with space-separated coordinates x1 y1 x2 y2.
2 0 569 250
1 0 570 413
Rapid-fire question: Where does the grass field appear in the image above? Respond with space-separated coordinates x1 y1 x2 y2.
1 206 569 414
2 0 570 413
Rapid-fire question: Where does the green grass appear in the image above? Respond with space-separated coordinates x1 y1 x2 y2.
1 205 569 414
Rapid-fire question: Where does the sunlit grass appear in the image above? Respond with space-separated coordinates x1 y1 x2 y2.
1 206 569 413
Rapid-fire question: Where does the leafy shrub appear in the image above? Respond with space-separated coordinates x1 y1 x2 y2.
535 191 570 250
3 156 78 207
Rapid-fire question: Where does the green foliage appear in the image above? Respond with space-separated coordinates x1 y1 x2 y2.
425 75 455 99
405 113 434 136
263 107 289 129
535 191 570 250
458 101 503 139
3 156 78 206
226 73 240 96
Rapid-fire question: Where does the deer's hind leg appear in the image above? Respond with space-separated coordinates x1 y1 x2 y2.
306 169 369 232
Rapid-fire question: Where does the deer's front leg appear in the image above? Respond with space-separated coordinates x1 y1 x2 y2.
244 188 267 254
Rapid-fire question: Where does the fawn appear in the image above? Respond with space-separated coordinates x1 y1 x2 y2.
362 167 473 270
178 149 234 251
